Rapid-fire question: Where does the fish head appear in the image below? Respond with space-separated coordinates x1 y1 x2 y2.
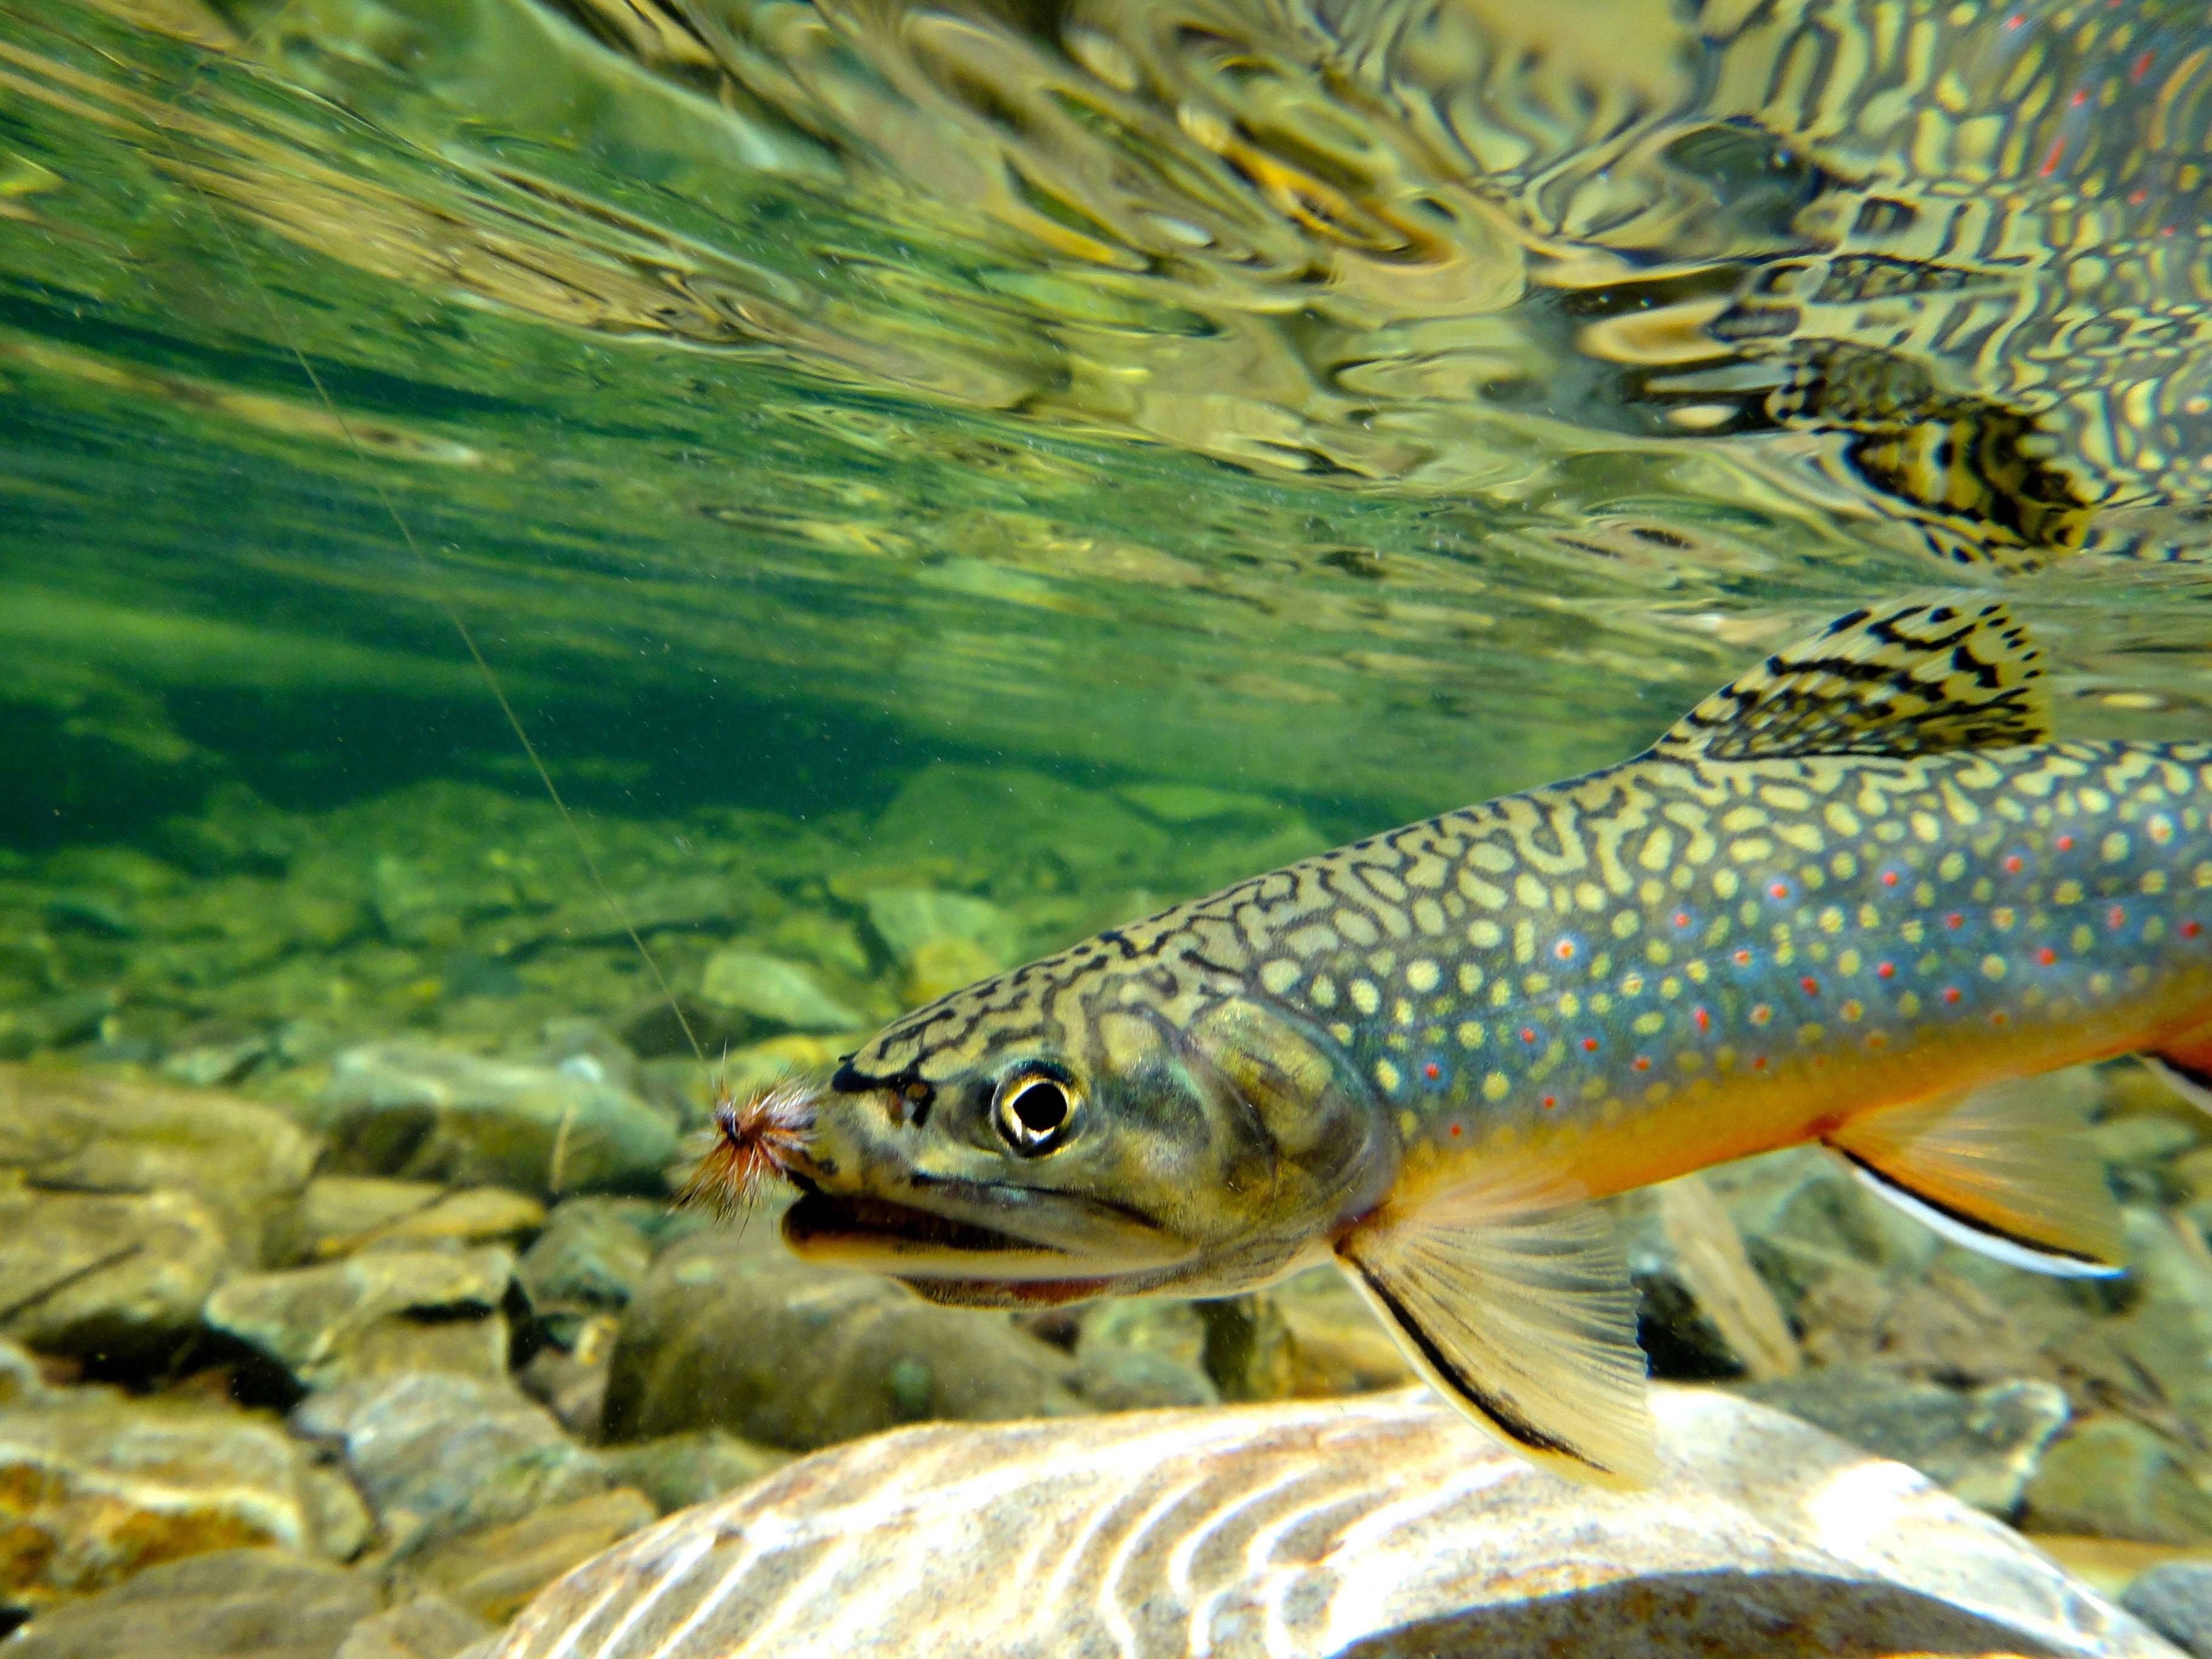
779 948 1398 1307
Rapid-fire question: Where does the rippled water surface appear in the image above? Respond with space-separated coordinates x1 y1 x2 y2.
14 0 2212 1645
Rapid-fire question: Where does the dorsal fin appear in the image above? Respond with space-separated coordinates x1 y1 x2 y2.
1651 592 2050 762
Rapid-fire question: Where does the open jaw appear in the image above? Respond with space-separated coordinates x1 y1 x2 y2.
780 1190 1151 1307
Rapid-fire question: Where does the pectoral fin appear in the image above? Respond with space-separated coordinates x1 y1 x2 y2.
1826 1075 2125 1278
1336 1168 1655 1487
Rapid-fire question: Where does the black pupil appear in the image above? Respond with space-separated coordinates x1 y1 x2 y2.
1008 1079 1068 1138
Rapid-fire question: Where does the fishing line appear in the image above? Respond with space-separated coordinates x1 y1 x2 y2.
146 12 709 1071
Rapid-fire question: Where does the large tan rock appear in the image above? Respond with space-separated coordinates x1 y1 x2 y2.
486 1387 2180 1659
0 1064 317 1265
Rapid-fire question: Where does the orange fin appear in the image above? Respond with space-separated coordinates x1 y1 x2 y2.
1826 1075 2124 1278
1338 1164 1655 1487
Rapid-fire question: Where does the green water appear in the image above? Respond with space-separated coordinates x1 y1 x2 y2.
12 0 2212 1648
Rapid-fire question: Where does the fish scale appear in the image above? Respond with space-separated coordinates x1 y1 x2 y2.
777 594 2212 1484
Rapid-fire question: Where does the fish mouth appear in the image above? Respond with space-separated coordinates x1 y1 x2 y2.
782 1190 1046 1259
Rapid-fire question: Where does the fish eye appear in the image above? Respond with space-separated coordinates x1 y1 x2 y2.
993 1071 1076 1156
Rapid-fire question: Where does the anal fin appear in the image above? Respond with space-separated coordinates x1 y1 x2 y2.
1826 1074 2124 1278
1336 1167 1655 1487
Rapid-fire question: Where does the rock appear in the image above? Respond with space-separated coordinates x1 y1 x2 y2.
2125 1562 2212 1658
514 1200 657 1336
483 1388 2176 1659
1113 783 1282 825
1623 1173 1800 1381
1067 1344 1218 1411
205 1248 515 1390
297 1178 546 1260
2023 1414 2212 1545
0 1176 229 1364
315 1042 678 1197
0 991 116 1061
3 1548 377 1659
291 1373 611 1553
1740 1364 2070 1516
159 1021 272 1089
516 1315 618 1438
404 1488 659 1624
0 1063 317 1265
1194 1293 1293 1403
0 1336 44 1405
333 1595 491 1659
871 765 1165 885
601 1232 1089 1449
1270 1265 1417 1396
696 950 866 1033
897 937 1002 1007
596 1430 791 1514
859 888 1016 968
0 1388 369 1609
1075 1299 1209 1375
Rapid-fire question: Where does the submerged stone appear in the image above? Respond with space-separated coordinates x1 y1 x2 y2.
1741 1364 2069 1517
0 1388 370 1610
2023 1414 2212 1546
595 1430 791 1514
204 1247 516 1390
696 949 866 1033
600 1232 1088 1449
0 1063 317 1267
404 1487 659 1625
484 1388 2174 1659
332 1595 491 1659
315 1042 678 1197
291 1373 610 1555
3 1548 377 1659
2123 1562 2212 1659
859 886 1016 967
0 1178 230 1364
296 1178 546 1259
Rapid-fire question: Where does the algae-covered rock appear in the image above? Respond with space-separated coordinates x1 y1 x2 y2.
2024 1414 2212 1545
4 1548 378 1659
296 1178 546 1259
696 949 866 1033
404 1487 659 1625
601 1232 1089 1449
0 1063 317 1265
204 1248 516 1390
595 1430 791 1513
0 1388 370 1609
333 1595 491 1659
0 1178 230 1363
2125 1563 2212 1659
514 1199 657 1336
859 887 1017 968
316 1042 678 1196
485 1387 2176 1659
1741 1364 2069 1517
291 1373 610 1554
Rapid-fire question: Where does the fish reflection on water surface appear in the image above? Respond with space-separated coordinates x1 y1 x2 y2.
689 594 2212 1483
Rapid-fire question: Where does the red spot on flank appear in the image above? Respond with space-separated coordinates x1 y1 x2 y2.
2057 834 2076 851
1751 1004 1772 1025
2003 854 2024 873
2039 136 2065 177
2186 921 2204 939
2131 187 2151 206
1752 1054 1769 1070
2108 906 2127 930
2133 49 2155 81
1634 1056 1651 1071
1945 913 1964 930
1423 1062 1441 1081
1520 1027 1537 1044
1882 871 1900 888
2071 89 2090 106
1771 882 1789 899
1581 1036 1600 1052
1541 1095 1557 1110
2003 12 2024 28
1449 1122 1462 1137
1876 961 1895 979
1734 948 1752 965
1991 1011 2010 1028
1943 987 1963 1004
1693 1005 1711 1032
1556 939 1575 960
1800 976 1820 995
2038 946 2057 965
1673 912 1691 928
1866 1031 1888 1051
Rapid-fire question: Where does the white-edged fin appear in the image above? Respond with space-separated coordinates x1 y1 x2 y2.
2145 1055 2212 1117
1825 1074 2125 1278
1336 1167 1655 1487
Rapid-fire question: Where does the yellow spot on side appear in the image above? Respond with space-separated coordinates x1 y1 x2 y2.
1375 1061 1402 1093
1406 959 1441 993
1483 1071 1509 1102
1350 979 1382 1016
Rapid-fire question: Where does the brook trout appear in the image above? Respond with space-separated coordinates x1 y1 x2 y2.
729 595 2212 1482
